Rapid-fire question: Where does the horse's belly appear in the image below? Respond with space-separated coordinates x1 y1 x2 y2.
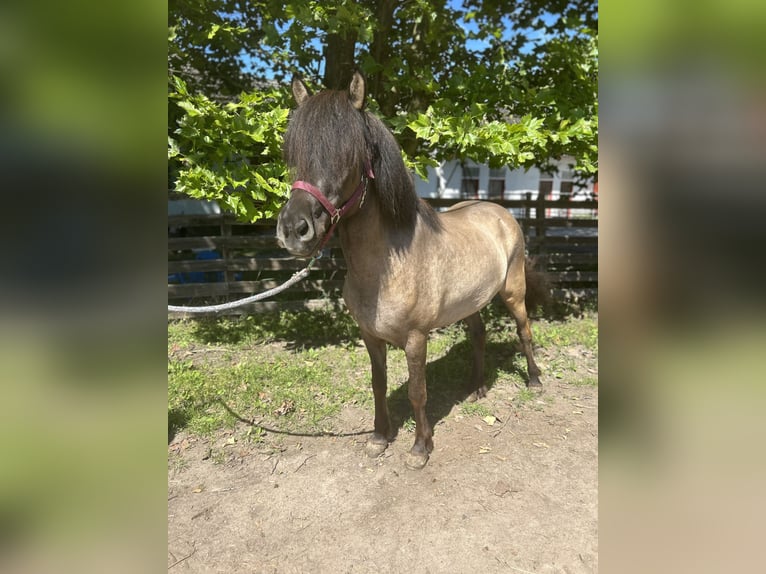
342 281 413 347
433 277 502 328
344 268 501 344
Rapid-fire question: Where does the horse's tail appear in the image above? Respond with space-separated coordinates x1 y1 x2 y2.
524 256 550 313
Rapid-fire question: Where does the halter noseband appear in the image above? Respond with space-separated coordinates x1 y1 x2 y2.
290 160 375 251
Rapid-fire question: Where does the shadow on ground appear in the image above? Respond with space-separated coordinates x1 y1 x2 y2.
384 340 527 441
176 290 595 350
209 337 528 444
168 408 189 444
188 306 360 349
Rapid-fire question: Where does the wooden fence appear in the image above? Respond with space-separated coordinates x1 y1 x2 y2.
168 197 597 316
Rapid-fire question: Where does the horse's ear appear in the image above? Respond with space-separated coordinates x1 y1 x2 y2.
291 76 311 106
348 70 366 110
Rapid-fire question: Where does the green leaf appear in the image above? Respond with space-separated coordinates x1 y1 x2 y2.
168 136 180 159
176 100 200 116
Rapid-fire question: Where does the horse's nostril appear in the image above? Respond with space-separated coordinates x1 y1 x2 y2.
297 219 310 238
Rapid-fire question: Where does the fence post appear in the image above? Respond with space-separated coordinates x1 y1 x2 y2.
220 215 233 301
535 189 546 259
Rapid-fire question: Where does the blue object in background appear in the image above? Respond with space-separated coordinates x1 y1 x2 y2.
168 250 241 284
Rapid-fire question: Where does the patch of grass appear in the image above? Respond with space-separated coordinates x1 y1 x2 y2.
512 387 550 411
480 303 598 355
572 376 598 387
168 321 196 349
515 387 537 404
244 425 266 443
532 313 598 351
460 402 492 417
547 356 579 383
168 328 372 438
428 324 466 358
544 335 598 386
168 309 597 438
167 360 206 420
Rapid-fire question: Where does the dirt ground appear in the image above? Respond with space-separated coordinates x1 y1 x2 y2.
168 340 597 574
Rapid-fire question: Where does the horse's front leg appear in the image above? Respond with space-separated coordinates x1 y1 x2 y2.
404 330 433 470
361 330 390 458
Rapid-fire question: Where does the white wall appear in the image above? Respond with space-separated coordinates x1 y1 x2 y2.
168 199 221 216
413 156 594 201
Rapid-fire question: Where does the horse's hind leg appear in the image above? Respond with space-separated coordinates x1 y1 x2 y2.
464 312 487 401
501 269 542 388
361 330 391 457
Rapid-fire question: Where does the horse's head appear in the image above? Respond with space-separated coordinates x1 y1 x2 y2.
277 72 371 258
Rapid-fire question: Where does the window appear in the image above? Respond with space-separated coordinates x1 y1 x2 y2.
560 169 575 198
538 178 553 200
488 168 505 199
460 166 480 199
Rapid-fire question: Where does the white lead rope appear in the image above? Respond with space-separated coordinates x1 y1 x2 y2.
167 256 319 314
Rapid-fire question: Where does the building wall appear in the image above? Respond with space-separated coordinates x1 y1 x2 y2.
168 198 221 216
413 156 594 201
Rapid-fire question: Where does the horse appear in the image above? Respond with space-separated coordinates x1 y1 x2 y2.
276 71 543 469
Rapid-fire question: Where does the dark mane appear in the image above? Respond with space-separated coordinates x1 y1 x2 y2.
283 90 440 231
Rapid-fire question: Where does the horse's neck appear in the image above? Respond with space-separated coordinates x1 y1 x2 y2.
337 192 408 275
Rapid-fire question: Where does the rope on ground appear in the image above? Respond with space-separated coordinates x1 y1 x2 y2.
167 257 318 314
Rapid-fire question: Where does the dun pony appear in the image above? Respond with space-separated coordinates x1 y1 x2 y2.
277 71 543 469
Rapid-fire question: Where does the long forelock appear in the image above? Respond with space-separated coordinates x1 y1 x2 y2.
283 89 440 232
283 91 366 182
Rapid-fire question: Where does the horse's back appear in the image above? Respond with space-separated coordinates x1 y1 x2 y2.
439 200 524 252
444 199 519 222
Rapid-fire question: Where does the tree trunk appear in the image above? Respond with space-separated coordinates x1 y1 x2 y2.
369 0 397 116
323 31 358 90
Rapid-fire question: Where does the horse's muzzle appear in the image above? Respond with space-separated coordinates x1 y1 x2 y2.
276 208 320 257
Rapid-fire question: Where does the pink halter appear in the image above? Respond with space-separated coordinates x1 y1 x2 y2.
290 160 375 250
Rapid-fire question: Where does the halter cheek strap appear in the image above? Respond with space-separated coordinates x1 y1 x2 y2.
290 160 375 250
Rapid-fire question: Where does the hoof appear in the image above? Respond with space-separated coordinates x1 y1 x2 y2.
405 451 429 470
365 435 388 458
527 376 543 389
465 384 488 403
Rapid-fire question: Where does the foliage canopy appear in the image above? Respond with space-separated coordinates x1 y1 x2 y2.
169 0 598 221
